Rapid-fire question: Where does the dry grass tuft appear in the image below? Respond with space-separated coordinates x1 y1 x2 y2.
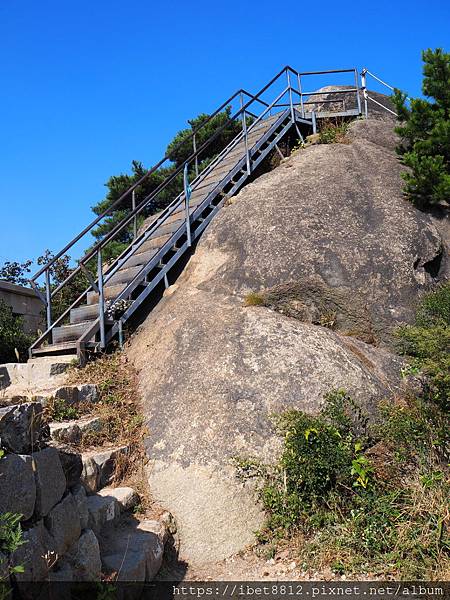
64 353 153 505
244 292 266 307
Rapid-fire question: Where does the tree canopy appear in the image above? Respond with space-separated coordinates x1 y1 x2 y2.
393 48 450 209
90 106 244 261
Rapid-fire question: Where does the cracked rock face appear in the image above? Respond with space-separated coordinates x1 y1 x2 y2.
128 113 447 564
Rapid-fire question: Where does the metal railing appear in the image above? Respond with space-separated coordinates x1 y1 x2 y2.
29 65 362 354
360 68 398 117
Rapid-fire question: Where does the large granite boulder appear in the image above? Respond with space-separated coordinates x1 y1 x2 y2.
128 113 447 564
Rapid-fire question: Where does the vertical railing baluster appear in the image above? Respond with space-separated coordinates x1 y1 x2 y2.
132 189 137 239
97 250 106 350
297 73 304 117
312 111 317 134
354 68 362 116
45 269 52 330
193 132 199 178
287 68 295 124
240 92 251 176
183 163 192 247
361 69 368 119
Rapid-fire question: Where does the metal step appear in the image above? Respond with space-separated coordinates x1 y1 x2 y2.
107 264 143 287
31 342 78 356
87 283 127 305
30 107 300 361
53 322 92 344
70 304 99 324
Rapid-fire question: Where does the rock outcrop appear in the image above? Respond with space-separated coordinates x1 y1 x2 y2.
128 111 447 564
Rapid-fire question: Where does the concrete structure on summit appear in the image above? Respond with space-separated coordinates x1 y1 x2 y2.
0 280 43 333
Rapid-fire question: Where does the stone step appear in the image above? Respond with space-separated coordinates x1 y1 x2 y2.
49 415 103 445
100 516 167 582
80 445 131 494
98 486 140 513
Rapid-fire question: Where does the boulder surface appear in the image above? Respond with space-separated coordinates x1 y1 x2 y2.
128 112 447 564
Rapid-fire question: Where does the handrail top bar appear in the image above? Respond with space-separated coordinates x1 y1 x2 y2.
294 68 357 76
32 66 293 280
31 64 359 281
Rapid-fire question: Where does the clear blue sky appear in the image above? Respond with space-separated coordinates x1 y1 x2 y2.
1 0 449 267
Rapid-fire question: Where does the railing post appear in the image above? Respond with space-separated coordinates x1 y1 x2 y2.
286 68 295 124
361 68 368 119
354 68 362 116
45 269 52 330
132 189 137 239
312 111 317 134
97 250 106 350
188 120 199 178
183 164 192 247
297 72 304 117
240 92 251 176
193 133 199 178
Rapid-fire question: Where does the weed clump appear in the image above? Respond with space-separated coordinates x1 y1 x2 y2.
244 292 266 307
318 119 351 144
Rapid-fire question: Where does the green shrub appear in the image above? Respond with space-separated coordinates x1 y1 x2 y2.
318 120 350 144
46 397 79 422
238 385 449 578
397 283 450 411
0 300 33 363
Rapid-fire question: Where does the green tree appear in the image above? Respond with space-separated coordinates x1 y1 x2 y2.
166 107 243 168
0 260 32 286
0 300 33 362
36 250 91 322
393 48 450 209
90 107 244 260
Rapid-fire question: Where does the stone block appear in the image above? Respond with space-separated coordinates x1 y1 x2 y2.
100 518 166 582
44 493 81 555
50 416 103 445
72 484 89 530
136 520 167 580
32 447 66 518
102 549 146 583
0 402 48 453
67 529 101 581
0 453 36 521
57 448 83 488
54 386 79 404
0 366 11 390
86 494 119 535
49 362 70 377
50 422 81 445
80 455 99 494
98 487 139 513
78 384 99 403
87 445 130 489
10 520 56 585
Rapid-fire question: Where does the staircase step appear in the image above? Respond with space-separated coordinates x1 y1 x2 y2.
53 322 93 344
107 264 143 287
87 283 127 305
31 342 78 357
70 304 99 324
31 110 294 358
135 233 172 256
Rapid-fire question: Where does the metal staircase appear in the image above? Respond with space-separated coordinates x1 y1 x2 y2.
29 66 365 364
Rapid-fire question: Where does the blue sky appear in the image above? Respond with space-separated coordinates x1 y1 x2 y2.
1 0 449 267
